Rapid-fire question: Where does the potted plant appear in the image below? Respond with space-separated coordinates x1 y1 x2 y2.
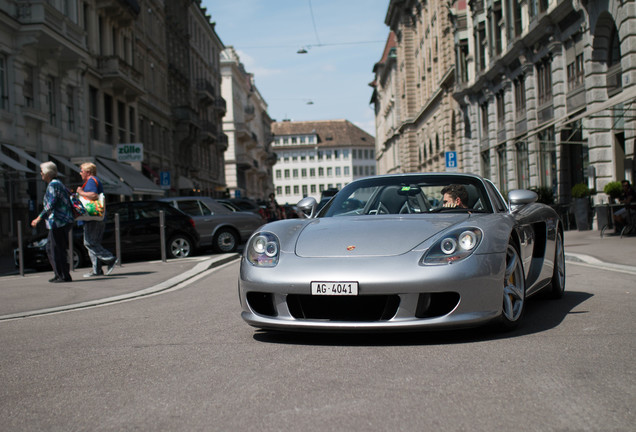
530 186 555 205
571 183 591 230
603 181 622 203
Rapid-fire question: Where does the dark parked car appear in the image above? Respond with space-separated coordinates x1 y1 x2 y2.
160 196 264 253
15 200 200 270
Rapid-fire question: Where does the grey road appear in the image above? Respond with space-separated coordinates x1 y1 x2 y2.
1 260 634 432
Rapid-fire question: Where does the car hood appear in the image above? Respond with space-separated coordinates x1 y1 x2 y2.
294 215 470 258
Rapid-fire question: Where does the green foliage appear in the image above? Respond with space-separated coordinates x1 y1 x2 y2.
603 181 622 200
530 186 555 205
571 183 590 198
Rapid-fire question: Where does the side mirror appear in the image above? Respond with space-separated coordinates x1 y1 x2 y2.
297 196 318 218
508 189 538 212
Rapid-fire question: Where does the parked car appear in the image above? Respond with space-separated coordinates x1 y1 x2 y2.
159 196 264 253
239 172 566 333
15 200 200 270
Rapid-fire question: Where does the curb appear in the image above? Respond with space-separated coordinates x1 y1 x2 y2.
565 252 636 276
0 253 240 322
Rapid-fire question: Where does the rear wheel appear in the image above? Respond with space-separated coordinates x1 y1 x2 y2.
547 231 566 299
499 242 525 330
168 235 193 259
213 228 239 253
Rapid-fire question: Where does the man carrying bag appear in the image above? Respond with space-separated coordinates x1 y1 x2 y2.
76 162 118 277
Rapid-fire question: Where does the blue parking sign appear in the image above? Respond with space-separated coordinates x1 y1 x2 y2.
160 171 171 189
445 151 458 172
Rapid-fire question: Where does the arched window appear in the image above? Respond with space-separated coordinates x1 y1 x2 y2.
608 26 620 66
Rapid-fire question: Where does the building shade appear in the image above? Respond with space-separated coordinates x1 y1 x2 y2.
2 144 44 168
97 157 164 196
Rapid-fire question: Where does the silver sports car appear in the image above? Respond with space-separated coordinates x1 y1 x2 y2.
239 173 565 332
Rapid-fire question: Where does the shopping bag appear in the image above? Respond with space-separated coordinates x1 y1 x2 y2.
77 193 105 221
70 193 87 219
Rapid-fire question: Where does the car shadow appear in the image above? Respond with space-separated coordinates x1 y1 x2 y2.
252 291 593 346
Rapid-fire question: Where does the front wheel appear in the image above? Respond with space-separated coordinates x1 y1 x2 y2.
547 231 566 299
168 235 193 259
499 242 526 330
213 228 239 253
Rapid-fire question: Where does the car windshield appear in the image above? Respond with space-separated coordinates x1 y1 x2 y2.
319 175 492 217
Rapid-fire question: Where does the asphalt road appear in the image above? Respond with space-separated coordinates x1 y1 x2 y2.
1 260 634 431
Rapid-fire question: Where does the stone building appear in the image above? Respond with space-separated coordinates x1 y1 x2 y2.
271 120 376 205
0 0 227 254
221 47 275 201
371 0 461 175
451 0 636 203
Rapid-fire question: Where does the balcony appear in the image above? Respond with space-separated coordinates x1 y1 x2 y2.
16 1 86 64
196 79 215 104
97 56 144 98
95 0 140 26
214 97 227 114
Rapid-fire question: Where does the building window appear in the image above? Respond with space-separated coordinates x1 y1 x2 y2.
514 76 526 117
104 93 114 143
567 54 584 90
302 185 308 196
0 55 8 110
327 167 333 176
481 150 491 179
310 168 316 177
293 185 299 195
275 169 282 179
310 184 316 194
539 127 556 190
129 107 136 142
344 166 350 176
480 102 489 135
342 149 349 159
537 57 552 106
284 169 290 179
118 101 126 142
66 86 75 132
292 169 298 178
496 91 505 130
318 167 324 177
24 65 34 108
301 168 307 178
276 186 282 195
497 144 507 189
46 76 56 125
335 167 341 176
285 185 291 195
478 23 487 71
515 141 529 189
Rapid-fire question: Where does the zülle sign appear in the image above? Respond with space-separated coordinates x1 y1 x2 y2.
117 143 143 162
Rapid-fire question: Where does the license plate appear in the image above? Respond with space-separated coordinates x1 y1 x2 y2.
311 282 358 296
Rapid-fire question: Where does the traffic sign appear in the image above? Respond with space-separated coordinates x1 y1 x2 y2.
445 151 458 172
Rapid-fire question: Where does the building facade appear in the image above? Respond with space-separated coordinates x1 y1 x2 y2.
0 0 228 254
452 0 636 204
271 120 376 205
371 0 461 175
373 0 636 212
221 47 275 201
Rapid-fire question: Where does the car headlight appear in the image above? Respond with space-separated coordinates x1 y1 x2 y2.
246 232 280 267
421 228 482 265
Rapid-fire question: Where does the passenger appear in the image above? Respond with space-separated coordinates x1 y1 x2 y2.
441 184 469 209
612 180 636 233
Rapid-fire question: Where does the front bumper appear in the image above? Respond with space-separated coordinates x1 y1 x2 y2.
239 251 505 332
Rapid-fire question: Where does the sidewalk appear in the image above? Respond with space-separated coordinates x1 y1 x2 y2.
0 229 634 321
0 253 239 320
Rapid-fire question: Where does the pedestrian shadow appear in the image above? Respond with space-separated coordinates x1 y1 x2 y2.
252 290 593 346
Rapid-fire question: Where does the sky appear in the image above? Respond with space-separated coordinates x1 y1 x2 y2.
201 0 391 136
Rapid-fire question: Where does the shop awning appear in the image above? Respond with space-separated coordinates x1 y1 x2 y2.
97 157 165 196
50 154 81 174
2 144 43 168
94 161 134 196
0 152 34 172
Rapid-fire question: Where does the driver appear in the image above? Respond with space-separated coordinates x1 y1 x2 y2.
441 184 468 208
